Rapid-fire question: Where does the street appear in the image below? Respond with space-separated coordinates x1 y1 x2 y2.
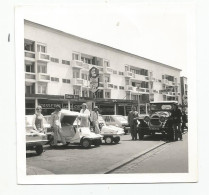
26 133 188 175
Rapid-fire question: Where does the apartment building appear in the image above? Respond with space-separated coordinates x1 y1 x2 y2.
180 76 188 109
24 20 182 116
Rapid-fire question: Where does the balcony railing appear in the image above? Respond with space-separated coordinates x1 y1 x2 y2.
71 60 83 69
125 85 133 91
36 52 50 62
37 73 50 82
104 67 113 74
25 51 35 59
131 73 147 81
124 71 133 78
72 78 83 86
104 82 114 89
25 72 36 80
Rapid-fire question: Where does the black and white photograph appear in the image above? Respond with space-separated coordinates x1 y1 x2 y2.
14 1 197 184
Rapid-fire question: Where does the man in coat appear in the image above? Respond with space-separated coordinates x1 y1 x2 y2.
128 106 139 140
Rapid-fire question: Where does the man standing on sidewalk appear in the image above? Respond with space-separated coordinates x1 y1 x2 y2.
128 106 139 140
90 106 100 134
171 104 183 141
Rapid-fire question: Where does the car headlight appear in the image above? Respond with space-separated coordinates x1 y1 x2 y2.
159 116 166 123
144 116 150 123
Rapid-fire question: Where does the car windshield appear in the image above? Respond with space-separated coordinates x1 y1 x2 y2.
114 116 127 122
150 103 173 111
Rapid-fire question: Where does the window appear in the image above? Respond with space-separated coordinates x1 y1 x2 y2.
38 62 47 73
72 53 79 60
24 39 35 52
81 73 88 80
62 79 70 84
119 86 124 90
105 91 111 98
25 83 35 94
113 70 117 74
51 77 59 82
73 89 80 95
82 90 88 97
114 85 118 89
62 60 70 65
125 66 129 71
73 71 80 78
118 71 124 76
108 84 114 88
104 76 110 83
25 61 35 73
51 57 59 63
95 90 103 98
37 83 47 94
37 44 46 53
104 60 110 67
130 68 148 76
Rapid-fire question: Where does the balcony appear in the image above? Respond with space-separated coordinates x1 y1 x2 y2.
25 72 36 82
36 73 50 82
71 60 84 69
125 85 133 91
72 78 83 86
81 63 90 71
131 73 147 81
36 52 50 62
124 71 133 78
104 83 114 89
24 51 35 61
103 67 113 74
162 79 169 84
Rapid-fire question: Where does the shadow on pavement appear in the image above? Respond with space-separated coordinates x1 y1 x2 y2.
122 134 167 142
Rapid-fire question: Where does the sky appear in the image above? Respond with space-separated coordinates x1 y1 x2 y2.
22 1 190 76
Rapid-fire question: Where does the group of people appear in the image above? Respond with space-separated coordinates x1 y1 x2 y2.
31 103 101 147
128 104 188 141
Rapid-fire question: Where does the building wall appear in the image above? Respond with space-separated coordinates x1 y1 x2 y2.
24 21 182 114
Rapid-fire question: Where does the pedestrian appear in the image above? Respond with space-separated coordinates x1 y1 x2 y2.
79 103 91 127
171 104 183 141
90 106 100 134
181 109 188 133
128 106 139 140
32 105 44 133
50 105 66 146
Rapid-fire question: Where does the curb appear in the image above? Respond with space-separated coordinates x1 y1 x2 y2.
100 141 167 174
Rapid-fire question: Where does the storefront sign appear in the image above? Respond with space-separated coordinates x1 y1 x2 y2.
65 94 79 100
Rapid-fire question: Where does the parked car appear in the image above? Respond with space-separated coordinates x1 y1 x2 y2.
48 109 103 148
102 115 130 134
25 115 48 155
137 101 180 141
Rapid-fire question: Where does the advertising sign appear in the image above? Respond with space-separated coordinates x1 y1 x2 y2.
89 67 99 93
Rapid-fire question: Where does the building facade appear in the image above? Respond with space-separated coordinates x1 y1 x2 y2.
24 20 182 116
180 76 188 110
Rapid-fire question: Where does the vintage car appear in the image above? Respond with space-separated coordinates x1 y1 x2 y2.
49 109 103 148
102 115 130 134
137 101 180 141
25 115 48 155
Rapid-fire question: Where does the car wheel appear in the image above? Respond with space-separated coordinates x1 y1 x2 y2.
113 137 120 144
81 138 91 148
104 136 113 144
94 139 102 147
35 145 43 155
138 130 144 140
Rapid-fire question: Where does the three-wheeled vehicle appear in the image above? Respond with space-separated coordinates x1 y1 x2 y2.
98 115 125 144
49 109 103 148
25 115 48 155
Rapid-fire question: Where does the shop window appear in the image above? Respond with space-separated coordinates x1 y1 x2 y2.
24 39 35 52
37 44 46 53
